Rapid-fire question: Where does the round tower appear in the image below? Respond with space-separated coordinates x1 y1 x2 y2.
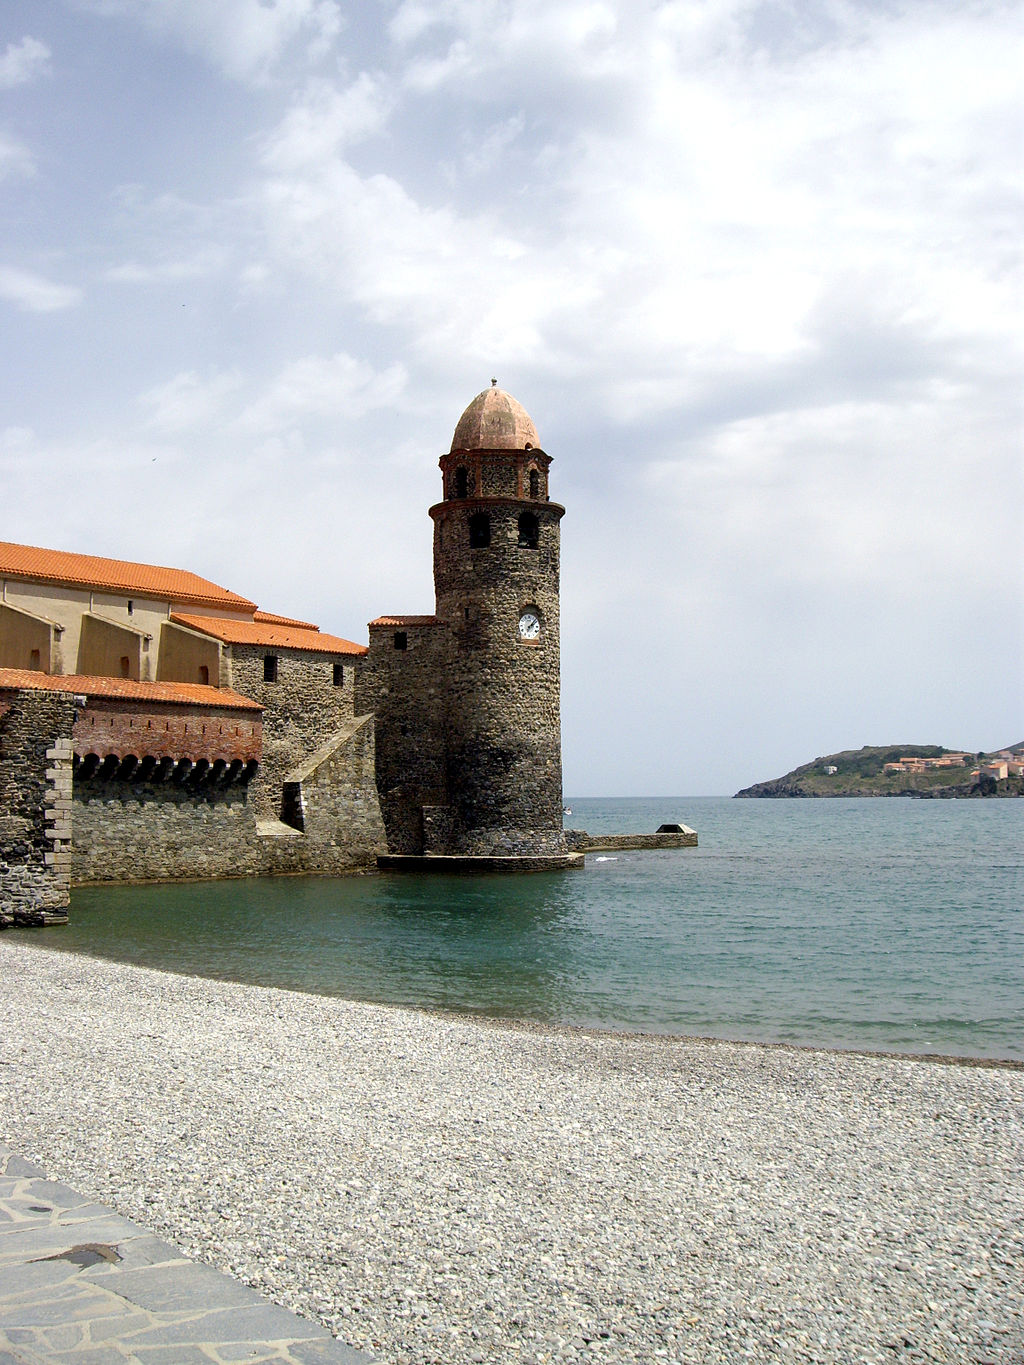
429 382 567 855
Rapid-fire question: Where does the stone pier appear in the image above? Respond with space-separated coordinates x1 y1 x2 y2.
0 688 77 927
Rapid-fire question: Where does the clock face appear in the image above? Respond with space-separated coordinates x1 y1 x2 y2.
518 610 541 640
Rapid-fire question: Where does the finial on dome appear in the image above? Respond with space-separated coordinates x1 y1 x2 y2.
451 384 540 452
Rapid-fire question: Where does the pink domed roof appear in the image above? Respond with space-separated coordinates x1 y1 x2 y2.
451 384 539 452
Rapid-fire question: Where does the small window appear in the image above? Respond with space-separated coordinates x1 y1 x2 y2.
529 468 540 498
120 656 131 678
469 512 491 548
264 655 279 682
127 600 134 616
394 631 407 651
29 648 40 669
518 511 539 549
198 665 209 685
333 663 345 686
454 466 469 498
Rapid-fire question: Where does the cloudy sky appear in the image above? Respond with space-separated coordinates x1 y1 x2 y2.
1 0 1020 795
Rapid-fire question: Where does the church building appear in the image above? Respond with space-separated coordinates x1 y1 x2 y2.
1 385 581 920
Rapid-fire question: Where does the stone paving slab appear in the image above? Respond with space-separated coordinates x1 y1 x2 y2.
0 1146 373 1364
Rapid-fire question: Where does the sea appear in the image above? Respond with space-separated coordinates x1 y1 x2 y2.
21 797 1024 1063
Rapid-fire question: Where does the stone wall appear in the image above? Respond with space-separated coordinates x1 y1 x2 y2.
227 644 358 819
72 780 259 883
71 715 386 885
566 830 698 852
0 689 77 924
270 715 385 873
356 623 448 855
431 495 566 853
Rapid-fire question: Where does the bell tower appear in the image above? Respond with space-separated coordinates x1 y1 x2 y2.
429 382 567 856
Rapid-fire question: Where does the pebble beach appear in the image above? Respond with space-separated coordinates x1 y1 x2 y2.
1 941 1021 1365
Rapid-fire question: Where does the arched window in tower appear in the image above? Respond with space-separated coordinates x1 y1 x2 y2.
454 466 469 499
529 467 540 499
518 511 539 549
469 512 491 547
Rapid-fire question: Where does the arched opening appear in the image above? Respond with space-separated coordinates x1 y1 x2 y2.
469 512 491 548
78 753 100 781
529 468 540 499
119 656 131 678
454 466 469 499
97 754 120 781
518 511 539 549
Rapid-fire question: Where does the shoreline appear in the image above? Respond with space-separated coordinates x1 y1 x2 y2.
2 940 1022 1365
14 934 1024 1071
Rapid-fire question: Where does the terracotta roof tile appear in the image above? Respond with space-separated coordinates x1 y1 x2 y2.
369 615 441 627
254 609 319 629
0 669 261 711
0 540 257 612
171 613 366 656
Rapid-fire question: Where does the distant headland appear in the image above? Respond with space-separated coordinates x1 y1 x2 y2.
735 744 1024 798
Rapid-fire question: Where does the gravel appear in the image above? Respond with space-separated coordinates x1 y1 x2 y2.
1 940 1021 1365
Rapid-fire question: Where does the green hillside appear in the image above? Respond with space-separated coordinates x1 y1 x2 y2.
735 745 1022 798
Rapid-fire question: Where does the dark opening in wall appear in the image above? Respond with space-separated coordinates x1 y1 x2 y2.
264 655 279 682
454 466 469 498
333 663 344 686
198 665 209 685
394 632 407 650
469 512 491 547
127 600 134 616
120 656 130 678
529 468 540 498
29 649 40 669
518 511 539 548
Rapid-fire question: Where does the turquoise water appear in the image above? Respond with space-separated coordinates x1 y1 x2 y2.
23 797 1024 1061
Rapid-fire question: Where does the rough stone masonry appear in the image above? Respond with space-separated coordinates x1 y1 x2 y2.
0 687 77 925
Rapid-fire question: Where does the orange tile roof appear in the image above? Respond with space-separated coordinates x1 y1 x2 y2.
0 541 257 612
369 615 440 627
254 609 318 629
171 613 366 656
0 669 261 711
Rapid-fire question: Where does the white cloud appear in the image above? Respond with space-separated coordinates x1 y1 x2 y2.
237 353 408 435
105 250 227 284
78 0 342 82
138 370 244 433
0 131 34 181
262 75 393 172
250 0 1022 434
0 36 51 89
3 0 1020 789
0 266 81 312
